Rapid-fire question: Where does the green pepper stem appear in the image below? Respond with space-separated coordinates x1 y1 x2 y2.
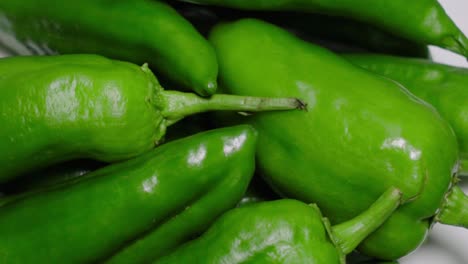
436 185 468 228
331 187 402 255
157 90 306 125
443 34 468 58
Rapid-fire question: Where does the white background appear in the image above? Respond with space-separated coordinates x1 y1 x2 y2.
0 1 467 263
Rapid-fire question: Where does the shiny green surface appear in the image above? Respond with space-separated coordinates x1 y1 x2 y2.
0 125 257 263
182 0 468 57
210 19 461 259
157 200 342 264
345 54 468 161
156 187 401 263
0 54 164 182
0 54 301 183
0 0 218 95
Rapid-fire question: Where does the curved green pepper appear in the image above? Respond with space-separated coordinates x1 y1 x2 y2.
0 0 218 95
179 0 468 57
209 19 467 259
0 125 257 263
0 54 303 183
173 2 429 58
265 13 430 58
1 113 212 195
156 187 402 263
344 54 468 175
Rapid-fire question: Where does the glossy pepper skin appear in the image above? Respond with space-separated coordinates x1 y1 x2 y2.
1 115 210 195
0 125 257 263
0 0 218 95
210 19 467 259
0 54 302 183
344 54 468 173
156 187 402 264
180 0 468 57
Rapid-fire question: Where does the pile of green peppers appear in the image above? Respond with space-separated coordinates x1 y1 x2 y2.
0 0 467 263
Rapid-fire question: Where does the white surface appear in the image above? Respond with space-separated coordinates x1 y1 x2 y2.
0 1 467 263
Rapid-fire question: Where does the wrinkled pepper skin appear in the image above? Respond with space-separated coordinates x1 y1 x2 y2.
0 0 218 95
210 19 463 259
0 54 301 183
156 187 402 264
345 54 468 163
0 54 165 182
0 125 257 263
180 0 468 57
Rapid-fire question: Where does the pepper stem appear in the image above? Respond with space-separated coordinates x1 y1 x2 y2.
330 187 402 255
157 90 306 125
436 185 468 228
443 34 468 58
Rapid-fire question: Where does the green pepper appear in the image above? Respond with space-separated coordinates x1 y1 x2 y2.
0 125 257 263
344 54 468 176
265 13 430 58
173 2 429 58
209 19 467 260
180 0 468 57
156 187 402 263
2 114 211 195
0 0 218 95
0 54 303 183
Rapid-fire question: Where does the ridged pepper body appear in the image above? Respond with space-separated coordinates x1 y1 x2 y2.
0 125 257 263
210 19 460 259
0 0 218 95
